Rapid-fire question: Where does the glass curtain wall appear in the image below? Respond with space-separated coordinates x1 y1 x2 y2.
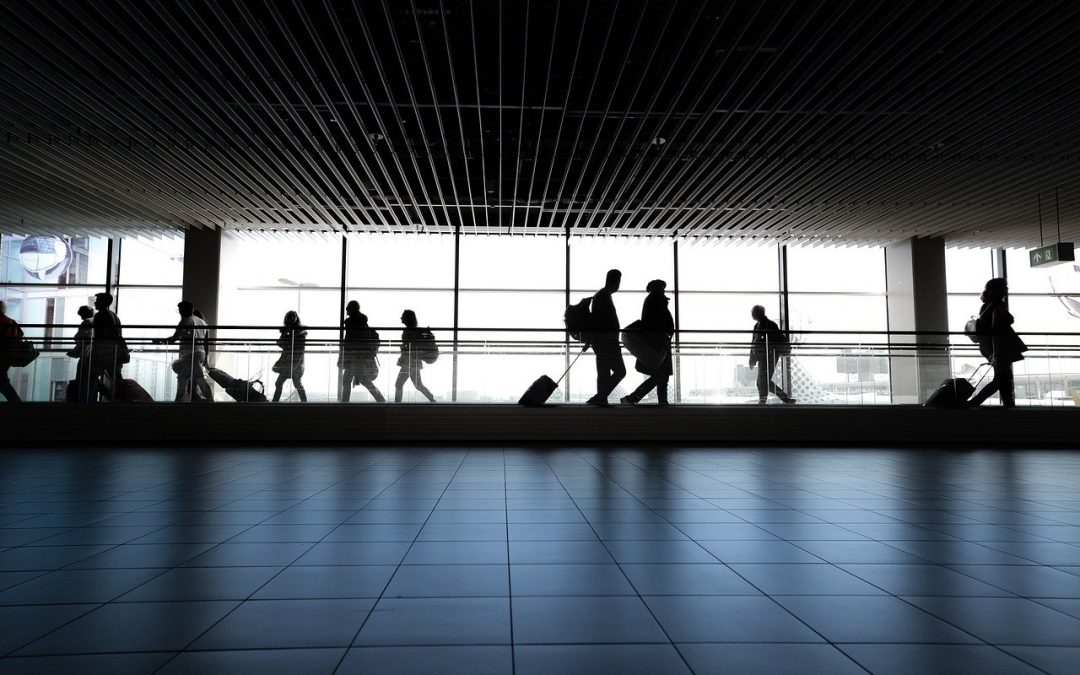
786 244 889 404
457 234 565 403
346 233 456 402
677 241 779 404
218 231 343 402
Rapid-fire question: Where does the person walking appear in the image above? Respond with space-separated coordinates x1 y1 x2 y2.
89 292 127 400
968 277 1026 407
622 279 674 406
155 300 213 402
587 269 626 406
394 309 435 403
339 300 385 402
749 305 795 404
67 305 95 402
0 301 24 402
272 310 307 402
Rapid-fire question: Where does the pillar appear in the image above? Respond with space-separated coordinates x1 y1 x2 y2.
181 227 222 326
885 237 950 403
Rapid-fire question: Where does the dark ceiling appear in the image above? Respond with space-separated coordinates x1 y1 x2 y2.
2 0 1079 246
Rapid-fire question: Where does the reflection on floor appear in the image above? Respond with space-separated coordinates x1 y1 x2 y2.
0 447 1078 674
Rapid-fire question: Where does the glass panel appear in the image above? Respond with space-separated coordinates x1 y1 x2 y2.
459 234 564 290
348 233 455 289
787 244 886 293
946 247 994 294
118 235 185 286
1006 247 1080 294
1 234 108 285
569 236 674 325
678 241 779 292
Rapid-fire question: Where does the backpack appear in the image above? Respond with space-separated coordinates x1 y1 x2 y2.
362 327 381 357
416 328 439 364
773 328 792 355
564 297 593 342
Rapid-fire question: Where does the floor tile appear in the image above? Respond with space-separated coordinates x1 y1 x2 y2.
643 596 823 642
295 542 411 566
354 598 511 645
1032 597 1080 620
402 541 508 564
841 645 1043 675
507 524 598 540
791 540 928 564
183 542 314 567
677 643 865 675
0 568 162 605
321 524 423 541
730 563 887 595
117 566 282 601
0 604 98 654
0 653 174 675
384 564 509 597
417 523 508 541
904 596 1080 646
192 599 374 649
16 601 238 655
515 645 691 675
0 545 112 571
252 565 395 599
697 540 825 563
605 540 717 564
157 648 344 675
338 646 512 675
228 524 338 543
1002 646 1080 675
946 564 1080 598
775 595 980 643
69 543 216 569
509 541 614 564
838 564 1013 597
512 596 667 644
621 563 761 595
510 564 635 596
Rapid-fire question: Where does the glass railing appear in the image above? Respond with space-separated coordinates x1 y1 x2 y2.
4 323 1079 406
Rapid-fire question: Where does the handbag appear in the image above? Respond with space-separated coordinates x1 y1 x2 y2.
10 339 39 367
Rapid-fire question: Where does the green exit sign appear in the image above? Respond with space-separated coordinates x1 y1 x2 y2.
1029 243 1075 268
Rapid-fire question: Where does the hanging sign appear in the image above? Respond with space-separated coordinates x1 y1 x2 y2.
1029 243 1075 268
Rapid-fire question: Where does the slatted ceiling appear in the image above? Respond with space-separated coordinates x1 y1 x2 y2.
1 1 1079 246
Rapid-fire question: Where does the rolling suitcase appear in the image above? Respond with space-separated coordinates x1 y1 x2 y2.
519 349 587 406
924 363 990 407
115 378 153 403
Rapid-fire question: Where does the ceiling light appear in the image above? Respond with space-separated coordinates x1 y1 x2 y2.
651 137 667 146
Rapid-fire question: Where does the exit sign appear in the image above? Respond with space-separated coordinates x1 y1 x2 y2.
1029 243 1075 268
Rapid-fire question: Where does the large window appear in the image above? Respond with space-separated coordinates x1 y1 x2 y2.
786 244 888 404
457 234 565 403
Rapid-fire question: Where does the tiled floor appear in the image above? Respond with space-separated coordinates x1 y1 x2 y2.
0 447 1078 674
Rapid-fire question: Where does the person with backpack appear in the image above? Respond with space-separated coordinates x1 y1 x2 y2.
154 300 213 402
271 310 307 402
967 277 1026 407
621 279 674 406
587 269 626 406
749 304 795 405
394 309 436 403
89 292 128 401
339 300 385 402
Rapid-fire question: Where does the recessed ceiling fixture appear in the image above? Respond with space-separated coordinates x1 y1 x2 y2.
651 137 667 146
368 132 385 142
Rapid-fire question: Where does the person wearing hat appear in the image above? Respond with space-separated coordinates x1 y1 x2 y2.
621 279 675 406
154 300 212 402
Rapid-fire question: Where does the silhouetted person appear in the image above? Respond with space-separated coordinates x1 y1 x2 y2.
394 309 435 403
749 305 795 405
89 292 126 400
68 305 95 402
622 279 674 406
272 310 307 402
587 269 626 405
340 300 385 402
155 300 213 402
968 278 1027 407
0 301 24 402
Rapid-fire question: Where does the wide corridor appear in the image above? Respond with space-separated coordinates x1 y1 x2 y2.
0 446 1078 674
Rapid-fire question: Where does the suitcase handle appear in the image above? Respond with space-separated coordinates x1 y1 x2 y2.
968 362 993 388
554 347 589 386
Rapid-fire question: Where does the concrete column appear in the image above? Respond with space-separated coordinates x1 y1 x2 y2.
181 227 222 326
885 237 950 404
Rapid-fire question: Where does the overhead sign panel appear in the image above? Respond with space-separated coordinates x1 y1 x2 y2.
1029 243 1075 268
